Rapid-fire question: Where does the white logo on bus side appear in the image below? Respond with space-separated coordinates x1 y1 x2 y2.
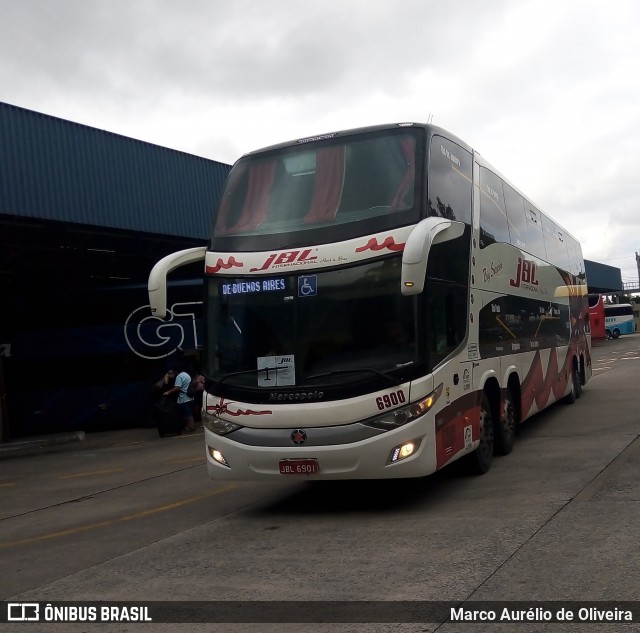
124 301 202 359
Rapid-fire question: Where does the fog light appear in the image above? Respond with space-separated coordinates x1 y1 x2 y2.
208 445 230 467
388 439 421 464
400 443 415 458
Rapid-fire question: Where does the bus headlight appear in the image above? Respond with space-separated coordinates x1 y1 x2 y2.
207 445 230 467
202 409 242 436
364 383 443 430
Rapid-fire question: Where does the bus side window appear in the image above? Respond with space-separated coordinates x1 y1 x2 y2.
524 206 547 260
503 182 527 251
427 282 467 367
428 136 472 225
541 214 570 272
478 167 509 248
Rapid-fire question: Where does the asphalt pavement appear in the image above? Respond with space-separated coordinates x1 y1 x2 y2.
1 334 639 632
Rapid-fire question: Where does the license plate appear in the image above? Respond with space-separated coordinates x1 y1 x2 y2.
279 459 319 475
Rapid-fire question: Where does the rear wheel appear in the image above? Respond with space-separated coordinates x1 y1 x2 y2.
495 387 516 455
613 329 620 339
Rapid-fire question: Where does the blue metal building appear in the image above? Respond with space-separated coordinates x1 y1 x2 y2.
0 102 231 440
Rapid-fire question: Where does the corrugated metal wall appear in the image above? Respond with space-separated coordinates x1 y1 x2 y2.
0 102 231 239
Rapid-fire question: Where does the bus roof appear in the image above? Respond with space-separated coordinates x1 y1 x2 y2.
240 122 473 158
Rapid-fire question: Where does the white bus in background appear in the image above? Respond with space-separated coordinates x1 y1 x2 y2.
604 303 635 338
149 123 591 480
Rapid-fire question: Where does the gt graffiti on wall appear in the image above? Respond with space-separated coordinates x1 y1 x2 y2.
124 301 203 359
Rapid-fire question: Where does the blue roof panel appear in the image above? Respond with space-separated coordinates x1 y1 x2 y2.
0 102 231 239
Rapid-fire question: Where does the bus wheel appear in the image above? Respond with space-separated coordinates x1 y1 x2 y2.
464 393 494 474
606 330 612 340
575 362 583 399
613 329 620 339
495 387 516 456
564 365 579 404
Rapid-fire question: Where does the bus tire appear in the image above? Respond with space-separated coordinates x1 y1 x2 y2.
464 393 494 474
575 361 583 399
612 329 620 339
495 387 516 456
564 365 579 405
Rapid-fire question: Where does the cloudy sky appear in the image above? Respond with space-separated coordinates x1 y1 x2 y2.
1 0 639 286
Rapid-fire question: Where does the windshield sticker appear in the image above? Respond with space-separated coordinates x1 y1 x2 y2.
298 275 317 297
220 278 286 295
257 355 296 387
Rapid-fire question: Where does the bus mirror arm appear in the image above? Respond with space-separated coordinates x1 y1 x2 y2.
148 247 207 318
400 218 465 295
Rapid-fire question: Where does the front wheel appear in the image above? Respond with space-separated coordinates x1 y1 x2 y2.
463 393 494 474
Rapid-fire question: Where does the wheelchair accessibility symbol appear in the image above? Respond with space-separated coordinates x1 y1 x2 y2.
298 275 317 297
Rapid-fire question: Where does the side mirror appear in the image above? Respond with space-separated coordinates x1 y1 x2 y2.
401 218 465 295
148 247 207 318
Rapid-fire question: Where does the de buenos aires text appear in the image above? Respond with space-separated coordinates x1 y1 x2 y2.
221 279 285 295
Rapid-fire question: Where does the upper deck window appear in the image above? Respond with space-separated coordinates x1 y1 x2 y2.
479 167 509 248
213 130 419 239
427 136 472 226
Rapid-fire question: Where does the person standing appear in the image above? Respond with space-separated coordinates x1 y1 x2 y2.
163 367 195 433
190 370 205 424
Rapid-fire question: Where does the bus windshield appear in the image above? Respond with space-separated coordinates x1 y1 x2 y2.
206 256 421 392
213 129 420 239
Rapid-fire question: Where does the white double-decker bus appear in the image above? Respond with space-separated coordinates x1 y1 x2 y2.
149 123 591 480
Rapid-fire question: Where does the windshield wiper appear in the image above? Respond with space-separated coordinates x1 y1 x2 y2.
214 368 260 385
215 363 413 388
306 367 401 386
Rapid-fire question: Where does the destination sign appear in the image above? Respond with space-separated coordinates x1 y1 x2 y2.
220 278 286 296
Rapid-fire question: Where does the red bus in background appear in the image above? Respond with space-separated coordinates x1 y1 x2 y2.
588 294 606 341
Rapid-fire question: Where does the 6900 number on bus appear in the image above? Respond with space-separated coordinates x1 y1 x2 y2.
376 390 406 410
